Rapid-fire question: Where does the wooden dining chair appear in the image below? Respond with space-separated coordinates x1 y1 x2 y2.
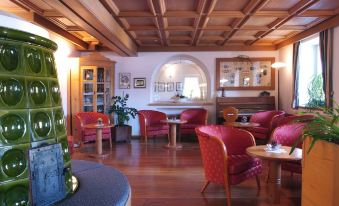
223 107 239 124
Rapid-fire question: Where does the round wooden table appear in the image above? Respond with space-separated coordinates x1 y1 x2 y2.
224 122 260 128
246 145 302 204
83 123 114 158
161 119 187 149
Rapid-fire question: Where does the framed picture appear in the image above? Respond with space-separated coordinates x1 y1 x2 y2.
216 57 275 90
119 73 131 89
167 82 174 92
134 78 146 88
176 82 183 91
153 82 158 92
158 82 165 92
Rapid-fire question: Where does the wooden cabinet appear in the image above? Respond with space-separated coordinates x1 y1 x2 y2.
216 96 275 124
70 53 115 136
78 53 115 114
80 66 113 113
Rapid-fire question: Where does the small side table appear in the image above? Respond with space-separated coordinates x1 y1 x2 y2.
224 122 260 128
246 145 302 204
83 123 114 158
161 119 187 149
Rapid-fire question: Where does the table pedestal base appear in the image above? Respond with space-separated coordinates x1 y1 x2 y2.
164 144 183 149
268 161 281 204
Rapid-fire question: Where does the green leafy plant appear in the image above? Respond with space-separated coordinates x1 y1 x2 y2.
290 103 339 154
306 74 325 108
109 94 137 126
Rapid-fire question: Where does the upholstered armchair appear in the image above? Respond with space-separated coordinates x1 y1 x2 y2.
75 112 112 148
138 110 169 143
246 110 285 143
195 125 262 206
272 114 313 128
179 108 208 136
270 123 306 175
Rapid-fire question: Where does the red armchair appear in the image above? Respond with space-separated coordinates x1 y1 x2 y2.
138 110 169 143
196 125 262 206
247 110 285 143
75 112 112 148
270 123 306 175
272 114 313 128
180 108 208 136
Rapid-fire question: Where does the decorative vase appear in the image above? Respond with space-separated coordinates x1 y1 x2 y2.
0 19 72 205
302 137 339 206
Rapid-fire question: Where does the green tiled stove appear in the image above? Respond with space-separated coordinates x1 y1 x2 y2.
0 15 73 205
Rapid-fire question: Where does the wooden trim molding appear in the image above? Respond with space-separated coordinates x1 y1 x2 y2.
138 45 277 52
277 13 339 49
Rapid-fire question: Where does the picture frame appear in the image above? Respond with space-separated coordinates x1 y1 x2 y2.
119 73 131 89
167 82 174 92
176 82 183 91
134 78 146 88
158 82 165 92
216 57 275 90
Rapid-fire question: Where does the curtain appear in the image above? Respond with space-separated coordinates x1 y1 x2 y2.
319 29 334 107
292 41 300 109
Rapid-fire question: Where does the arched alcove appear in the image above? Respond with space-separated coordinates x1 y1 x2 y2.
150 55 210 103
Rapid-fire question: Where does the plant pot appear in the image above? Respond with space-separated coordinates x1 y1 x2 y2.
111 125 131 143
302 137 339 206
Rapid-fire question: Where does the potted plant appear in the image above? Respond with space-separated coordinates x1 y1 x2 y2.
291 103 339 206
109 94 137 142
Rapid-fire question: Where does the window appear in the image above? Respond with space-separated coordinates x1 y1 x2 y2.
152 56 208 102
295 35 325 108
183 76 201 99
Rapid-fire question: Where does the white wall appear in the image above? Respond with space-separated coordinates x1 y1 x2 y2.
102 51 279 135
50 33 79 117
278 26 339 113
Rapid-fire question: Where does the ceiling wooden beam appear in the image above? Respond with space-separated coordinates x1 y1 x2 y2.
277 13 339 49
100 0 140 47
165 11 199 18
194 0 218 45
152 0 169 46
43 10 63 17
10 0 43 14
210 10 244 18
221 0 270 46
147 0 165 46
248 0 319 45
118 11 154 17
33 13 89 49
42 0 137 56
138 45 276 52
191 0 207 46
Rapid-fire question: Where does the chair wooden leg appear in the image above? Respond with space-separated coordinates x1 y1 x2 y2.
200 181 210 193
109 136 112 149
255 175 261 190
145 135 148 144
224 182 231 206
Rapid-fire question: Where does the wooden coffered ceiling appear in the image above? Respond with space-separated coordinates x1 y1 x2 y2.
1 0 339 56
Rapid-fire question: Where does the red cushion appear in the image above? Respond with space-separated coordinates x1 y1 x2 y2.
84 128 111 136
181 123 202 129
247 126 269 134
147 124 169 131
228 155 261 175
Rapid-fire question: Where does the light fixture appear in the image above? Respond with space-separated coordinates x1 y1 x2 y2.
271 62 286 110
271 62 286 69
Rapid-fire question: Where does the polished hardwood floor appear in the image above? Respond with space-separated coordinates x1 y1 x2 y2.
71 138 301 206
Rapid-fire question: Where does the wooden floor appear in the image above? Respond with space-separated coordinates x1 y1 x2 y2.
71 138 301 206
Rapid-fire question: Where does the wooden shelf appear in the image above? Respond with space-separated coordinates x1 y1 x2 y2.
148 101 213 107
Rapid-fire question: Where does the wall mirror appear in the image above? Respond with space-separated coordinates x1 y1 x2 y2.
216 56 275 90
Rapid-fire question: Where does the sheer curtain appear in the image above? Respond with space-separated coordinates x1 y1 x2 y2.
319 29 334 107
292 41 300 109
